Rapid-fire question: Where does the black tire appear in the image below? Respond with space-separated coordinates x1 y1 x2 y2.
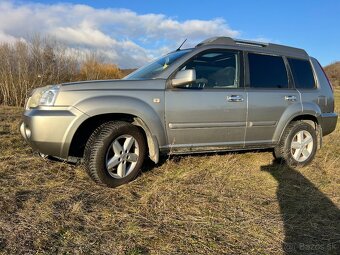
84 121 146 188
274 121 317 167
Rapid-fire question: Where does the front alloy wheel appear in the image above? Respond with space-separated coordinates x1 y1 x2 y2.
84 121 146 188
106 135 140 179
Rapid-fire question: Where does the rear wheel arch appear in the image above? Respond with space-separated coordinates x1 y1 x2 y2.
290 115 322 150
273 114 322 163
274 120 318 167
276 113 320 143
274 101 322 143
290 115 319 128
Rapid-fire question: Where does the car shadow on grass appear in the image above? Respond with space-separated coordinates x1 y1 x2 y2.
261 160 340 255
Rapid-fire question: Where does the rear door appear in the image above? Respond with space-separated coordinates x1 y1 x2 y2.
245 52 301 146
165 49 247 151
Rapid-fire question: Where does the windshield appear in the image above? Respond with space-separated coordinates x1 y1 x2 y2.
125 49 192 79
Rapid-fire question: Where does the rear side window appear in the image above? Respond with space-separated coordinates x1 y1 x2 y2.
288 58 315 89
248 53 288 88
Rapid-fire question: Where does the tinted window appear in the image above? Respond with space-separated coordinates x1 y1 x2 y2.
179 51 239 89
248 53 288 88
288 58 315 89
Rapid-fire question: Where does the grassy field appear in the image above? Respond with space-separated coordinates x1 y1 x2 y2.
0 92 339 255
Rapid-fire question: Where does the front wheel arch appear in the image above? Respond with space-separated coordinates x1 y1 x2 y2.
68 114 159 163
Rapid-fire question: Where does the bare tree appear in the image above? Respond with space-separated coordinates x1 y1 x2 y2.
0 35 123 107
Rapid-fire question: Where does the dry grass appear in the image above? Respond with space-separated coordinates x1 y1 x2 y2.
78 53 122 81
0 93 339 254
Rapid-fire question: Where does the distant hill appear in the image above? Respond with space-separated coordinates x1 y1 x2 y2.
324 62 340 88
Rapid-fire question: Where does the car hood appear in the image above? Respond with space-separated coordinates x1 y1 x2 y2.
59 79 166 91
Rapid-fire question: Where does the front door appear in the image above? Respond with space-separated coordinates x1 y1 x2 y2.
165 49 247 152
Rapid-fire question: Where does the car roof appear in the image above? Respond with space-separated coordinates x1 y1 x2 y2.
196 37 309 59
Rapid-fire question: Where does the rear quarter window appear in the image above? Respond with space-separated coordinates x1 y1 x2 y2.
288 58 315 89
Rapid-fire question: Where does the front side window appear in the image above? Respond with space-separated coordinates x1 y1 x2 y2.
125 49 192 79
248 53 288 88
288 58 315 89
179 50 239 89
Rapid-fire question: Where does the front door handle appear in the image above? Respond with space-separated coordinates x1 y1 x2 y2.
227 95 244 102
285 95 297 102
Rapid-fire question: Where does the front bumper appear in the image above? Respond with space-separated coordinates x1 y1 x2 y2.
20 106 88 159
320 112 338 136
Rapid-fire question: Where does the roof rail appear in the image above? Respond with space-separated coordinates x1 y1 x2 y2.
196 37 234 47
195 37 309 58
234 39 268 47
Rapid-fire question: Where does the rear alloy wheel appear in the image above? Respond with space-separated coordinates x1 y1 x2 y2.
84 121 146 187
274 121 317 167
290 130 314 162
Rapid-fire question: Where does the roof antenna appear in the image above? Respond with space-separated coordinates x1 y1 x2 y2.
176 39 187 51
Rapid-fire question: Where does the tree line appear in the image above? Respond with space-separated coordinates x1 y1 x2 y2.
0 36 124 106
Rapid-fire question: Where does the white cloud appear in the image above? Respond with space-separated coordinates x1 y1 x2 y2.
53 23 116 48
0 1 240 68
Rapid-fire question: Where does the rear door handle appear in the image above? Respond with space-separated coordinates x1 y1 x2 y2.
227 95 244 102
285 95 297 102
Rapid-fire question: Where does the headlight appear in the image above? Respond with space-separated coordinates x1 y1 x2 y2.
26 85 60 109
39 85 60 106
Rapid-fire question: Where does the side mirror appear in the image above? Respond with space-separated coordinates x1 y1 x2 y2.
171 69 196 87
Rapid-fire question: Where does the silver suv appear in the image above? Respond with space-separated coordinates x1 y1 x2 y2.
21 37 338 187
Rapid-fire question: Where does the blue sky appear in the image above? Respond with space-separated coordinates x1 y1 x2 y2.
1 0 339 67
